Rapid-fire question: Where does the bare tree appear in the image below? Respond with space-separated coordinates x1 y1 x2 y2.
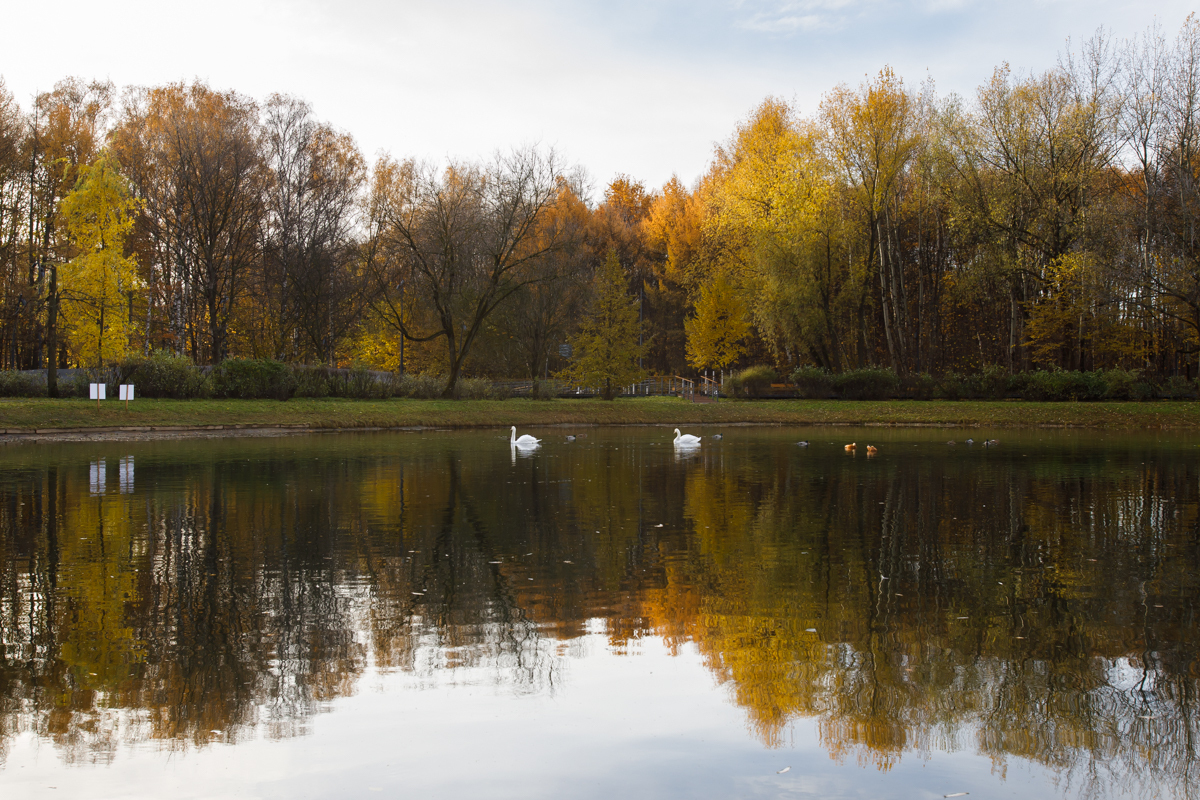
370 146 569 396
490 177 591 385
260 95 368 365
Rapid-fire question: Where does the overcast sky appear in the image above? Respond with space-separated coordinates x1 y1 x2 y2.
2 1 1193 198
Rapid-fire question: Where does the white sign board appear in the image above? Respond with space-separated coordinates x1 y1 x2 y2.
89 383 106 400
119 384 134 401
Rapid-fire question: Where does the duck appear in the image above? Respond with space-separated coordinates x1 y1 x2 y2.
983 439 1000 447
965 438 974 445
510 426 540 447
565 435 576 442
866 445 878 455
674 428 702 447
796 441 809 447
711 434 723 440
844 443 857 452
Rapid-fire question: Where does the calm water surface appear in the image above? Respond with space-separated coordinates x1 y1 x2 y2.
1 426 1199 799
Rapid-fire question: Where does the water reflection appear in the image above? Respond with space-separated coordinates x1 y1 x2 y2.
0 430 1198 797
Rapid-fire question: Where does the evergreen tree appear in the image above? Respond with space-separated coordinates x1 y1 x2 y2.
562 249 645 400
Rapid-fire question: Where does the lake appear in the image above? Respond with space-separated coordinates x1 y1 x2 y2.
0 426 1197 799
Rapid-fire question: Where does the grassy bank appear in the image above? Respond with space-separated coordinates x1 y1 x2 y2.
1 396 1199 433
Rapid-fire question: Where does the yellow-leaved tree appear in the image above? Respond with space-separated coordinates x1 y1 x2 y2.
704 98 855 370
59 154 142 368
684 271 749 371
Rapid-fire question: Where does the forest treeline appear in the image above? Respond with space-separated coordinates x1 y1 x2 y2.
3 17 1200 397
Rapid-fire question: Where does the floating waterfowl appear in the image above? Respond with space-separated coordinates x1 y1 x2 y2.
510 426 540 447
674 428 702 447
845 443 857 452
796 441 809 447
866 445 878 455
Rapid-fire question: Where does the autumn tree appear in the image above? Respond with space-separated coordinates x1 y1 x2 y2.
821 68 922 373
562 249 645 400
58 154 141 368
641 175 707 373
684 271 749 371
259 94 368 365
0 78 26 371
30 79 113 392
951 41 1121 371
369 146 568 397
488 176 592 386
705 98 863 371
111 82 264 364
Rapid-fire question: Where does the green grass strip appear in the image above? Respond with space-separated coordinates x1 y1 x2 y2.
1 396 1198 432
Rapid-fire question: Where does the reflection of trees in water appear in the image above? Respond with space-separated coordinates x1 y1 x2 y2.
1 435 1199 797
0 446 562 764
653 445 1200 797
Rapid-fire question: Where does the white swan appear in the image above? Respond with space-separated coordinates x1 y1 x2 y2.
510 426 540 447
673 428 702 447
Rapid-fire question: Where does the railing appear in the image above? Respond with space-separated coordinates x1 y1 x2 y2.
622 376 695 399
495 376 701 399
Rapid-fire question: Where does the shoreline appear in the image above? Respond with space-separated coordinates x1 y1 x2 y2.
1 396 1198 442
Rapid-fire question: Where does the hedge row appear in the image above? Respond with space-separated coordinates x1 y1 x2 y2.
723 364 1198 401
0 352 510 400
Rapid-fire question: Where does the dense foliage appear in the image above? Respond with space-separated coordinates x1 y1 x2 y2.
2 17 1200 396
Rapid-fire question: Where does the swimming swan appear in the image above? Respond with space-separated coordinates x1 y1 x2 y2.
673 428 702 447
510 426 540 447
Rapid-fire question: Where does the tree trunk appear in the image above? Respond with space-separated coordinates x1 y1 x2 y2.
46 265 58 398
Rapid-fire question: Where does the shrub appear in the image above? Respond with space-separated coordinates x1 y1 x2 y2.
725 365 778 398
968 365 1009 399
1098 369 1138 400
1162 375 1196 400
0 371 46 398
396 373 445 399
1016 370 1105 401
64 372 90 398
119 350 208 398
1132 380 1157 401
834 368 899 400
900 372 937 400
292 366 399 399
210 359 295 400
791 366 834 399
292 365 334 398
456 377 511 400
937 372 966 400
